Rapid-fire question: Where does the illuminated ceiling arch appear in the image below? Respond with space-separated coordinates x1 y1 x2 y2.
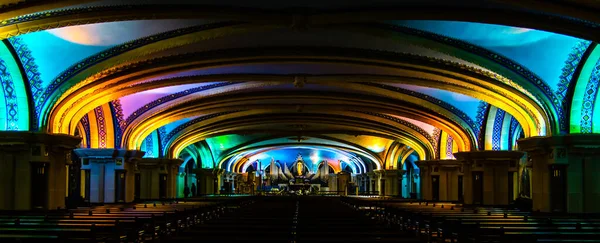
158 109 437 161
119 87 475 153
47 47 549 143
26 18 556 141
3 1 600 172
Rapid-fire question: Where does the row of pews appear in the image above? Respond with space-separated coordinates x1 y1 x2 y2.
296 196 420 242
168 196 421 242
0 197 252 242
343 197 600 242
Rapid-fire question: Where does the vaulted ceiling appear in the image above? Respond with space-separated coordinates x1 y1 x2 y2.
1 0 599 172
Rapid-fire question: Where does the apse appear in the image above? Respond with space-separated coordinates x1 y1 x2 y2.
232 147 365 174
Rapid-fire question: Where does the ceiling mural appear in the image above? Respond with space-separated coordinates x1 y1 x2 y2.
1 1 599 176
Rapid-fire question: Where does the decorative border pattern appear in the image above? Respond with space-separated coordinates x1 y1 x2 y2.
491 109 506 151
557 41 593 132
8 37 43 130
157 127 167 157
109 100 125 148
580 59 600 133
0 59 18 130
144 134 154 158
124 82 233 125
476 102 490 150
508 116 520 150
80 114 91 148
446 135 455 159
94 106 106 148
432 128 441 158
364 82 479 135
354 110 436 151
475 101 489 132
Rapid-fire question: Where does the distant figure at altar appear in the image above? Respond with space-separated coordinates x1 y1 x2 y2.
291 153 308 177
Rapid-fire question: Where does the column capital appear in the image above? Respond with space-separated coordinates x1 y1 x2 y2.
454 151 524 164
0 131 80 152
195 168 224 176
416 159 462 168
518 135 600 163
137 158 183 168
74 148 145 160
383 169 405 175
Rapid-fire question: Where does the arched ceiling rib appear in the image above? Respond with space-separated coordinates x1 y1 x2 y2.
47 47 549 139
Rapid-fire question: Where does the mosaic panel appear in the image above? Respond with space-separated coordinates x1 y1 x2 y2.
8 37 43 130
580 59 600 133
0 59 18 130
446 135 455 159
557 41 593 132
94 106 106 148
492 109 506 151
80 114 91 148
110 100 126 148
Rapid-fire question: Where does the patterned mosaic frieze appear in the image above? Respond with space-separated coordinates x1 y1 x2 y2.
0 59 18 130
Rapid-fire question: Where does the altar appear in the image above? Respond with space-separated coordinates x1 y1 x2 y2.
261 154 332 193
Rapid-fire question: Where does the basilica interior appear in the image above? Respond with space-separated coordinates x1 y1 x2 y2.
1 0 600 242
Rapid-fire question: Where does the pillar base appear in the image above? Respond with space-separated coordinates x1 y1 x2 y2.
519 135 600 213
416 160 462 201
137 158 183 199
74 149 144 203
0 132 80 210
455 151 523 206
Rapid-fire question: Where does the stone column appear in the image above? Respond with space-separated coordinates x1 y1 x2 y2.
518 135 600 213
454 151 523 206
373 170 385 196
196 168 222 195
416 161 431 200
381 169 403 196
0 132 80 210
136 158 183 200
337 172 351 196
416 160 462 201
74 149 144 203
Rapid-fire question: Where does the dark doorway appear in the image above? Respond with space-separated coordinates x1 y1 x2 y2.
458 175 464 202
30 162 48 210
371 180 376 194
159 174 167 199
84 170 90 202
472 172 484 205
508 172 514 203
114 170 126 203
134 173 141 200
380 179 386 196
549 165 567 212
223 181 232 194
431 175 440 201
